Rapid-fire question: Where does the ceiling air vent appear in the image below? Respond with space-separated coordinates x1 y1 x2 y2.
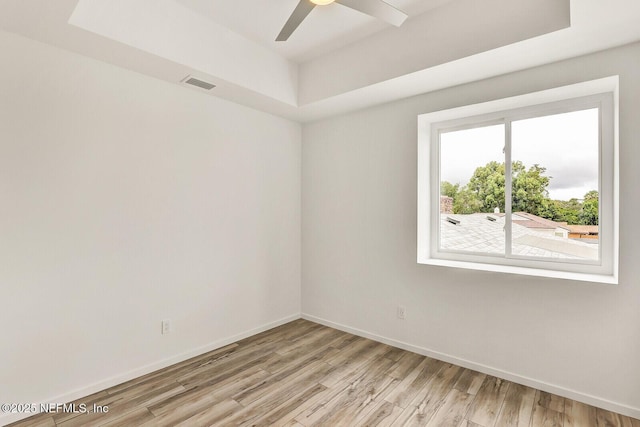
182 76 216 91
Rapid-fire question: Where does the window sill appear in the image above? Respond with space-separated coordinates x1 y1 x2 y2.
418 257 618 285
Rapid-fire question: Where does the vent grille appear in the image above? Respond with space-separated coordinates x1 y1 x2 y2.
183 76 216 90
446 217 460 225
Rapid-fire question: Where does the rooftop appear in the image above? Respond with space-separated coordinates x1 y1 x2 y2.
441 213 598 260
511 212 571 231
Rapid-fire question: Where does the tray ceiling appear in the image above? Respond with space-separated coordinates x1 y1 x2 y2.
0 0 639 122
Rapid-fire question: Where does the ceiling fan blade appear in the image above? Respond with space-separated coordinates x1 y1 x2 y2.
335 0 408 26
276 0 316 41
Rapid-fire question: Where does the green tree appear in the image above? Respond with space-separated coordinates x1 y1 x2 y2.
552 198 582 224
537 198 558 221
453 187 483 214
462 161 551 215
466 161 506 213
446 160 593 225
511 162 550 215
440 181 459 199
579 190 599 225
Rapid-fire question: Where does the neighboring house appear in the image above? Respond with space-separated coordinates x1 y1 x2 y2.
567 225 600 240
513 212 599 241
512 212 572 238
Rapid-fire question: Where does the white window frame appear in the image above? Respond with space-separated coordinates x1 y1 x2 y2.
417 77 619 284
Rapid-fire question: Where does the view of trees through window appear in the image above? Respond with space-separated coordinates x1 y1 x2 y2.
440 162 599 226
438 108 600 261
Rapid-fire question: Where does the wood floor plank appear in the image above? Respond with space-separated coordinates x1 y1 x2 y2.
275 326 346 356
175 343 278 388
390 363 464 426
232 345 338 406
459 420 484 427
330 332 363 350
596 408 635 427
200 367 273 405
104 373 182 404
494 383 536 427
145 385 217 418
332 337 396 364
466 376 511 426
141 386 229 427
224 363 337 426
536 390 565 413
388 352 426 380
265 382 343 427
235 319 322 349
454 369 487 395
425 389 474 427
240 383 328 427
233 359 329 407
179 353 275 391
50 391 114 425
172 398 242 427
530 390 563 427
563 399 597 427
56 394 127 427
385 357 445 409
98 407 154 427
355 400 404 427
5 415 56 427
382 346 408 362
255 341 337 381
327 337 379 366
319 346 377 389
530 405 563 427
60 382 186 427
318 375 400 426
295 357 398 426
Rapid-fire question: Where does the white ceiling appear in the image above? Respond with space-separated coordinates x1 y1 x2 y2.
174 0 454 63
0 0 639 122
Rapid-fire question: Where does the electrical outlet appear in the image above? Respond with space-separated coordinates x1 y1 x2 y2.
397 305 406 320
161 319 172 335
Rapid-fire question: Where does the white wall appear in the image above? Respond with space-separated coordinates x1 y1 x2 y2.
0 30 301 424
302 42 640 417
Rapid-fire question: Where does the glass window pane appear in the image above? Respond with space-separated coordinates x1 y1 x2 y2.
440 124 505 254
511 109 599 261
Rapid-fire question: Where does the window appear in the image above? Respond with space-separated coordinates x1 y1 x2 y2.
417 78 618 283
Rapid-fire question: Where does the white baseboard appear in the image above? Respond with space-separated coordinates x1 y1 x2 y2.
302 313 640 421
0 313 300 426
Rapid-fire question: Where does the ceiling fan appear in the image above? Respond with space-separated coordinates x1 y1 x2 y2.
276 0 408 41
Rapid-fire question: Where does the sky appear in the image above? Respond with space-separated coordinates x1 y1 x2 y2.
440 108 599 201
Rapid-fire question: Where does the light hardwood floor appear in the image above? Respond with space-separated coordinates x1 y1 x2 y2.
7 319 639 427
